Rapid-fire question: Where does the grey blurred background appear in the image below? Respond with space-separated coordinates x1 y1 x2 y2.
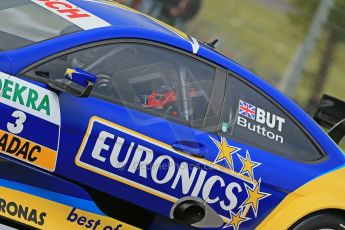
116 0 345 115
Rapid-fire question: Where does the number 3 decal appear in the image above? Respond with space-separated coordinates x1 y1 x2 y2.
7 110 27 134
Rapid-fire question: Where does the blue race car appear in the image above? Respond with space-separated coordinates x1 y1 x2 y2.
0 0 345 229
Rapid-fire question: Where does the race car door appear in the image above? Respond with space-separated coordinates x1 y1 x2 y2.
23 41 253 227
22 40 309 229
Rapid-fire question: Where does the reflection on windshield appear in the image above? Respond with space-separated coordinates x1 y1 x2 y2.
0 1 81 51
27 44 215 125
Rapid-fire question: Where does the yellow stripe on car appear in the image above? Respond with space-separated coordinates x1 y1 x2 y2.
257 166 345 229
0 186 140 230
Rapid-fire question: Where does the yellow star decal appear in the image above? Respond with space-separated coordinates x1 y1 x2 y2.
223 210 250 230
65 68 77 79
243 179 270 217
238 150 261 180
212 136 240 169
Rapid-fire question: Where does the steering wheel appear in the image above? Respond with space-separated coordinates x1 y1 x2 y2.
93 74 113 95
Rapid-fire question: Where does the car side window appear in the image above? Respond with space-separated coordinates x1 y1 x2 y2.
25 43 215 126
219 75 323 161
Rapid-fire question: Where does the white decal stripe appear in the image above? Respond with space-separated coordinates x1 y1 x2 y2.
190 36 200 54
30 0 111 30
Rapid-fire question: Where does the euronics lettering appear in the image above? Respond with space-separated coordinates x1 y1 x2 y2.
91 132 243 212
77 118 255 219
77 118 272 227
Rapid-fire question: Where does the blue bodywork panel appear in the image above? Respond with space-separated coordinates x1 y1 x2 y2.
0 0 344 229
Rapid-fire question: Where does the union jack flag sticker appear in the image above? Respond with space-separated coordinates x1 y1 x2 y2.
239 100 256 120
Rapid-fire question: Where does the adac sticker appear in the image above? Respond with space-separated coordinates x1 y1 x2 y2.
30 0 111 30
0 73 60 171
76 117 271 229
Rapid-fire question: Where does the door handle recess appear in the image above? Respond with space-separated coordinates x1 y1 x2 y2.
171 141 207 158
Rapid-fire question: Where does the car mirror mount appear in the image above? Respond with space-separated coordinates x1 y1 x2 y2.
47 68 96 97
47 79 94 97
314 94 345 144
328 118 345 144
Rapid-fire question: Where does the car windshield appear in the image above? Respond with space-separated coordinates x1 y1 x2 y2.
0 0 81 51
